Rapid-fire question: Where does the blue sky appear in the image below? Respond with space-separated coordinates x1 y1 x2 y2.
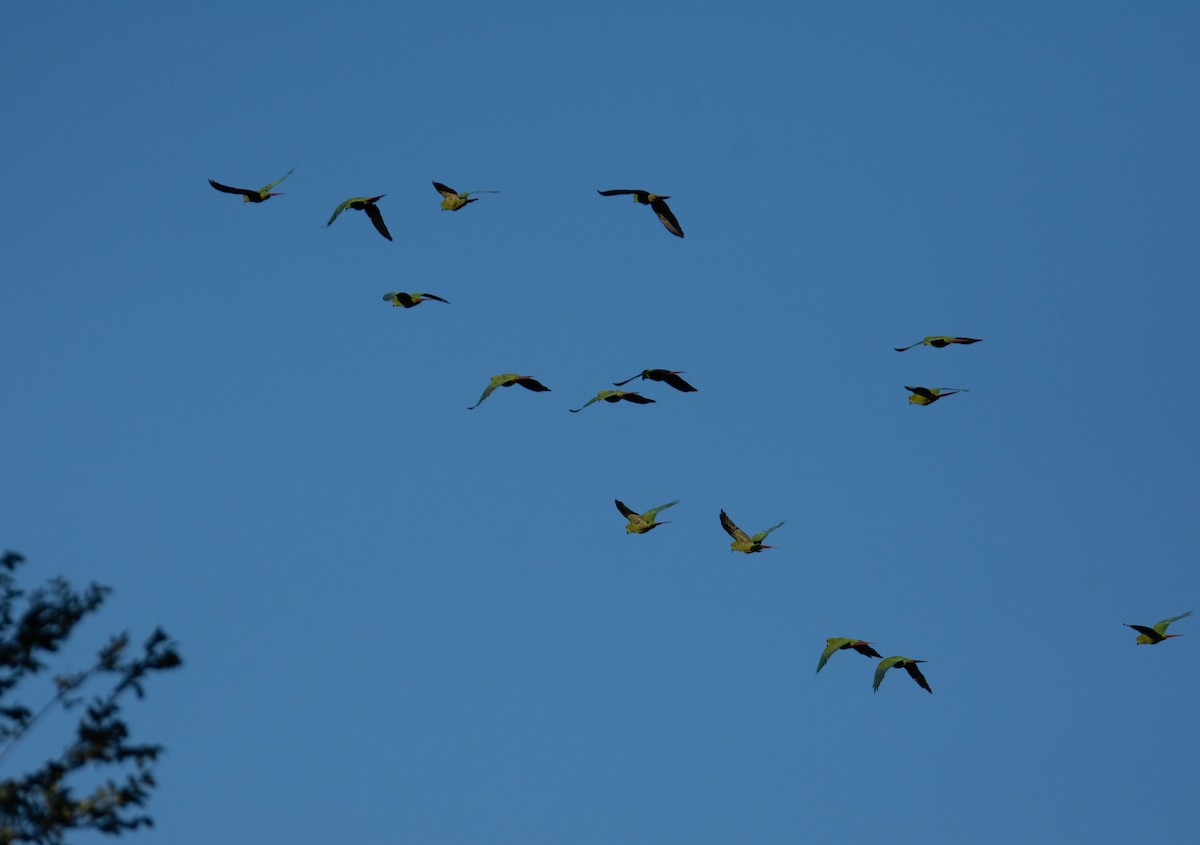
3 3 1198 842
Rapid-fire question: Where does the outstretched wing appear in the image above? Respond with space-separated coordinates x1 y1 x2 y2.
650 198 684 238
817 638 852 674
719 510 750 543
615 499 638 519
433 181 457 198
598 189 638 196
894 340 923 352
620 392 655 405
382 291 414 307
1126 623 1161 642
873 657 902 691
906 386 938 402
326 198 353 227
750 521 784 543
417 292 450 304
904 662 933 694
468 383 497 410
364 203 392 240
569 393 603 413
643 500 679 521
658 371 697 392
514 377 550 392
208 179 257 198
1154 611 1192 634
851 642 883 659
260 166 296 192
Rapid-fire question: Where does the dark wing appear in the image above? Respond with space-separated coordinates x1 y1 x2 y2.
514 377 550 392
393 292 416 307
421 293 450 304
659 372 697 392
1126 624 1162 642
620 393 655 404
615 499 638 519
904 662 933 694
719 510 750 543
433 181 457 197
597 189 637 196
906 386 938 401
364 203 393 241
952 337 983 345
852 643 884 659
650 198 684 238
209 179 257 198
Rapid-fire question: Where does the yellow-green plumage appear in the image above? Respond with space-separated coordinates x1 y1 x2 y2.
873 656 932 694
382 292 450 308
816 638 883 674
906 386 968 406
433 181 498 211
719 509 784 554
468 373 551 410
208 166 295 203
1126 611 1191 644
569 389 655 413
615 499 678 534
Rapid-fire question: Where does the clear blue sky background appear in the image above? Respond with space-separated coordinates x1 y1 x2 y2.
3 3 1198 842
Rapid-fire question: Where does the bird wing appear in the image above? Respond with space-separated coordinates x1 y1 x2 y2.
817 638 851 674
208 179 257 198
514 377 550 392
468 383 497 410
597 189 638 196
719 510 751 543
650 198 685 238
952 337 983 345
750 521 784 543
1154 611 1192 634
903 661 933 693
615 499 638 519
1126 624 1161 642
569 394 603 413
417 293 450 304
385 292 415 306
851 642 883 659
660 372 697 392
643 500 679 521
364 203 393 240
894 341 923 352
906 386 938 401
260 166 296 192
620 392 656 404
611 373 641 387
873 657 902 691
432 181 457 198
326 198 353 227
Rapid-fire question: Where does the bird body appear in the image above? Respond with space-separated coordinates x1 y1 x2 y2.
894 336 982 352
433 181 498 211
326 195 392 240
597 189 684 238
719 510 784 553
873 656 932 694
208 166 295 203
615 499 678 534
1126 611 1191 644
468 373 551 410
382 291 450 308
612 369 697 392
816 638 883 674
569 389 655 413
906 386 968 406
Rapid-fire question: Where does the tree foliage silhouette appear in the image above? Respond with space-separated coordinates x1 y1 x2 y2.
0 550 182 844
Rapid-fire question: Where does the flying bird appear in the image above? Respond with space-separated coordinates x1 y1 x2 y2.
208 166 295 203
612 369 697 392
894 336 982 352
432 181 499 211
569 389 656 413
719 510 784 554
326 195 392 241
906 386 968 406
615 499 679 534
816 638 884 674
597 189 684 238
1126 611 1192 644
382 292 450 308
873 656 932 694
468 373 550 410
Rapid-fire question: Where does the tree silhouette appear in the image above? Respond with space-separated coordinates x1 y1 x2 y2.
0 550 182 844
